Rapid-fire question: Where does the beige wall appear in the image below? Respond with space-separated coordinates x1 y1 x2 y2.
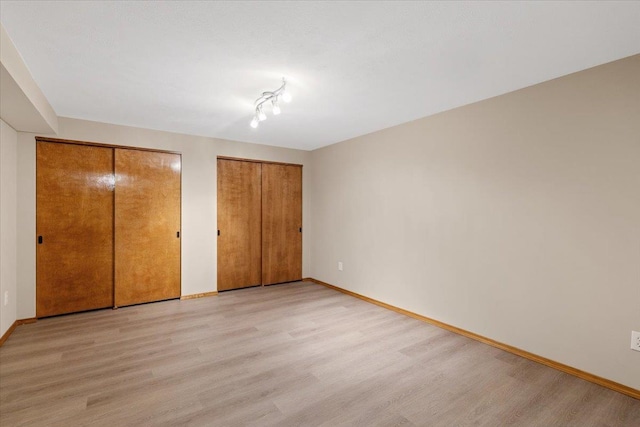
0 24 57 134
0 119 18 337
16 117 312 319
309 55 640 389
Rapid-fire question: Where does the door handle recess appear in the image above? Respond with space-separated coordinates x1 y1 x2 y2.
38 236 43 244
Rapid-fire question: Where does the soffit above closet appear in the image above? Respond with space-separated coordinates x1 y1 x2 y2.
1 1 639 150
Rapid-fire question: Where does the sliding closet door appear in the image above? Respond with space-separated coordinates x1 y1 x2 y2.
36 142 114 317
262 163 302 285
115 149 181 306
217 159 262 291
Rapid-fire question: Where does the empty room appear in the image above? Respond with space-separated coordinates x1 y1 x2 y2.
0 1 639 425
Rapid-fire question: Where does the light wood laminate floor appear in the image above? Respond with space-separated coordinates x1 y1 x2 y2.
1 281 638 426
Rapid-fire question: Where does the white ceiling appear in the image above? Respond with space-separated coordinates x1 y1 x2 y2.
1 1 639 150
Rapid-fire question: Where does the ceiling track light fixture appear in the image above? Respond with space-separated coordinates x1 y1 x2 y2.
250 78 291 128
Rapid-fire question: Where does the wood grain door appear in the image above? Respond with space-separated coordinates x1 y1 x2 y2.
217 159 262 291
114 149 181 306
262 163 302 285
36 142 114 317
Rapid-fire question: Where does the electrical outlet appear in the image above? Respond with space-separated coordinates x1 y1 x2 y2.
3 291 8 306
632 331 640 352
338 261 343 271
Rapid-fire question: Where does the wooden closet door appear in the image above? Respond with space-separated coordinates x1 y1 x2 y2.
36 142 114 317
262 163 302 285
217 159 262 291
114 149 181 306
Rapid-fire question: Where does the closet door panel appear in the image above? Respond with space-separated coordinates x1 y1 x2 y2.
262 164 302 285
217 159 262 291
115 149 181 306
36 142 114 317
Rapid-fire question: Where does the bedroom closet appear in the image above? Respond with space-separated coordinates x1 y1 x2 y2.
217 157 302 291
36 138 181 317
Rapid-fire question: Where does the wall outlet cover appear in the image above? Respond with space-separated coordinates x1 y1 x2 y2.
631 331 640 352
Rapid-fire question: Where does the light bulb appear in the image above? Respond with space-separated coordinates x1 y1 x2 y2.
250 117 259 128
282 91 292 103
272 99 281 115
257 106 267 121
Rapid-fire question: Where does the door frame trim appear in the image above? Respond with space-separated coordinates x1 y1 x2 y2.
35 136 181 155
217 155 302 168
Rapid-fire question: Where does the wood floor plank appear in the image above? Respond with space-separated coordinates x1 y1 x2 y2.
1 281 637 426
